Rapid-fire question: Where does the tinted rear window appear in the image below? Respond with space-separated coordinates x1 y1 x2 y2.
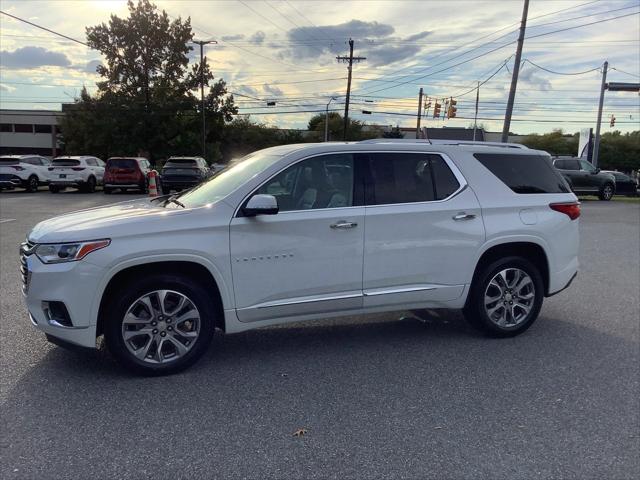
108 159 137 168
165 159 198 167
53 159 81 166
0 157 19 165
474 153 570 194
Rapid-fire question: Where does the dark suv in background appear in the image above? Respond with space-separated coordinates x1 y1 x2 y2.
104 157 151 194
552 157 616 201
160 156 211 193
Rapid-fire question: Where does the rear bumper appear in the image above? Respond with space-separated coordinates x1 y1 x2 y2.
548 256 579 296
50 180 87 187
104 183 142 188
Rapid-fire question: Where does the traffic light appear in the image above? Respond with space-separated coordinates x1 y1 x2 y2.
447 98 457 118
433 102 441 118
610 115 616 127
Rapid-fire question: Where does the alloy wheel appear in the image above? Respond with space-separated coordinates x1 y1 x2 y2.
603 185 613 200
483 268 535 328
121 289 201 364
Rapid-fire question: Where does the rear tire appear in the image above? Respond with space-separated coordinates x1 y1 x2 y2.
104 273 217 375
598 182 614 201
463 256 544 337
25 175 39 193
81 176 97 193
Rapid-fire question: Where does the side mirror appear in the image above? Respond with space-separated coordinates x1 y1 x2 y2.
243 194 279 217
593 168 601 174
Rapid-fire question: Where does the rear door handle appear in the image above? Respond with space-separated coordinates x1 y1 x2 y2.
330 221 358 229
452 213 476 221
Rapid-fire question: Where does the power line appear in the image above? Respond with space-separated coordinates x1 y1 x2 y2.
0 10 90 47
523 59 602 76
527 10 640 40
527 3 640 28
610 67 640 79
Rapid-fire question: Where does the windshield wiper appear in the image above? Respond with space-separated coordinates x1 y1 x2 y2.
166 195 185 208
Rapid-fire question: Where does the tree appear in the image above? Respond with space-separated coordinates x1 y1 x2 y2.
598 131 640 171
58 0 236 162
383 126 404 138
307 112 378 141
521 129 578 156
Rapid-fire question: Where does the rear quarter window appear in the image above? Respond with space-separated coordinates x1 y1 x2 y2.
474 153 570 194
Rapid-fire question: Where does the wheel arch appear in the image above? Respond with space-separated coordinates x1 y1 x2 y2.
471 240 550 296
96 259 228 337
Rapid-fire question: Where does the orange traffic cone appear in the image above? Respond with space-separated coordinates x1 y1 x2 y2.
148 170 159 197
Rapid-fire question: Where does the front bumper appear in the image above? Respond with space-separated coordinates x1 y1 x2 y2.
0 175 23 188
22 253 102 348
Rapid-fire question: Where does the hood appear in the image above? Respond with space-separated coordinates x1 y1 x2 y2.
28 198 193 243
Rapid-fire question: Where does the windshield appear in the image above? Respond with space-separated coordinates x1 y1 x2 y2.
176 152 282 207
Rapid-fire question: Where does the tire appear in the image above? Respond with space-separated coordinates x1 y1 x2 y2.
104 187 113 194
49 185 62 193
25 175 39 193
104 273 217 375
463 256 544 337
81 176 97 193
598 182 614 201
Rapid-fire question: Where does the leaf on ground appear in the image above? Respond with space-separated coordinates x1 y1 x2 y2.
293 428 307 437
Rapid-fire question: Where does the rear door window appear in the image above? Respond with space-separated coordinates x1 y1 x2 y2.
368 153 435 204
474 153 570 194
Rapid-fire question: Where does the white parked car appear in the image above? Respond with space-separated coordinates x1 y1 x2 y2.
21 141 580 375
48 156 105 193
0 155 51 192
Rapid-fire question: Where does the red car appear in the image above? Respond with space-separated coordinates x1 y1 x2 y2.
104 157 151 194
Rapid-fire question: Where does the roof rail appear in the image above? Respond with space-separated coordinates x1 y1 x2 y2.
358 138 528 149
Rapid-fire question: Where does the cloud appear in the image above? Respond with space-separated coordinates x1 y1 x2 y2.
0 46 71 69
249 31 266 45
221 34 245 41
263 83 283 97
84 59 102 73
404 31 431 42
519 66 552 92
0 83 16 92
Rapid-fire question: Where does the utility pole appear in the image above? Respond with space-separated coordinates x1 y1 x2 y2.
473 81 480 141
592 61 608 168
324 96 337 142
416 88 424 138
193 39 217 158
337 39 366 140
501 0 529 143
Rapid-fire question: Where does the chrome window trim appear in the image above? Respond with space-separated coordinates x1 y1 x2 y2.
234 149 469 217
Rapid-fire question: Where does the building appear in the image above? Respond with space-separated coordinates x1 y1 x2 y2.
0 109 63 157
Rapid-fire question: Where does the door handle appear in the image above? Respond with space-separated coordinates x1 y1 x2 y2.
330 221 358 229
452 213 476 221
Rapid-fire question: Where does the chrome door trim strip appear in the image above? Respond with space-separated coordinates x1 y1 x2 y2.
254 292 362 309
363 285 438 297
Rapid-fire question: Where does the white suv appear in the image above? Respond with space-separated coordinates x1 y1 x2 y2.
21 141 580 374
48 156 105 193
0 155 51 192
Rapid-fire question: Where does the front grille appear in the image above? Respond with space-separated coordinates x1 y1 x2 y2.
20 240 35 294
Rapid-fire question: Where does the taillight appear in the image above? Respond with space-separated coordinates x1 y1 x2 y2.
550 202 580 220
72 167 85 171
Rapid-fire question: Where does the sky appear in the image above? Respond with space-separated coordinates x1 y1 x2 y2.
0 0 639 135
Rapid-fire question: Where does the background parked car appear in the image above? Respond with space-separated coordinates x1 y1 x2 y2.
552 157 616 200
48 156 105 193
104 157 151 194
601 170 639 196
160 156 211 193
0 155 51 192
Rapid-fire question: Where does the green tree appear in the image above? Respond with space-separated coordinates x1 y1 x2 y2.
521 129 578 156
307 112 378 141
598 131 640 171
58 0 236 162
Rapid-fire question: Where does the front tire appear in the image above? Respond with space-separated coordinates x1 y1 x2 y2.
25 175 39 193
463 256 544 337
599 182 614 201
104 274 217 375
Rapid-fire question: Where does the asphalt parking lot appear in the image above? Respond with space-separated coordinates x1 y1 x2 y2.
0 189 638 479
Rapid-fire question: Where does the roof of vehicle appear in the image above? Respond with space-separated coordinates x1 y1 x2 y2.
0 154 47 159
107 157 148 161
54 156 99 160
167 156 205 160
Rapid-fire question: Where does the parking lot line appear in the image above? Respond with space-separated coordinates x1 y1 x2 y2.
0 218 17 224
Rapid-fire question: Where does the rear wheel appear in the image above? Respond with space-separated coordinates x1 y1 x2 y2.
599 182 614 201
463 256 544 337
81 176 97 193
104 273 217 375
25 175 39 193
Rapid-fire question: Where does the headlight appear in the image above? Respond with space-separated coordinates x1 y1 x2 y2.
35 239 110 264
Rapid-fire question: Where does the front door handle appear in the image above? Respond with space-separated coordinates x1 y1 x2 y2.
452 213 476 221
330 221 358 229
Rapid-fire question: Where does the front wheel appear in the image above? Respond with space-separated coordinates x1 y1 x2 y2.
104 274 217 375
599 183 614 201
463 257 544 337
25 175 39 193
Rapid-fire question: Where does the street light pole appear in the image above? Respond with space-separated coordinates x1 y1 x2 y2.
193 39 217 158
325 97 336 142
